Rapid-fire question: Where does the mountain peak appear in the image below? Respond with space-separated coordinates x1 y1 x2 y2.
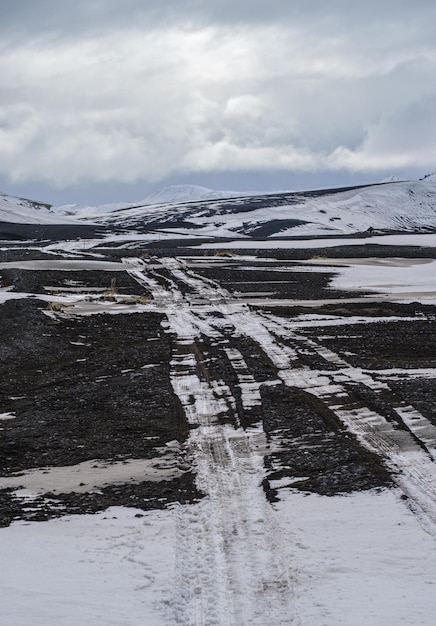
379 175 406 183
143 185 215 205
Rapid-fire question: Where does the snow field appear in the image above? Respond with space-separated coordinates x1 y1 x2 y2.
0 507 176 626
277 489 436 626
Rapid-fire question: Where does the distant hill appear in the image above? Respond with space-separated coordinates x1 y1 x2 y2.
1 178 436 240
55 185 254 220
0 191 75 225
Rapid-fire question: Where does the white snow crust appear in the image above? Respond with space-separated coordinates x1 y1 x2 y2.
327 258 436 303
1 490 435 626
0 192 75 225
197 233 436 249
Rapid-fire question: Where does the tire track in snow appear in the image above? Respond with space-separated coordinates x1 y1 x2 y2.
126 256 436 619
232 310 436 534
262 313 436 459
126 258 299 626
168 320 298 625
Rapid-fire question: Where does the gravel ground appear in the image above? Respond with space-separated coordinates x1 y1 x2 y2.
0 242 434 525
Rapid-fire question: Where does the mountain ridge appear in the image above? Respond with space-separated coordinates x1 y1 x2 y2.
1 178 436 240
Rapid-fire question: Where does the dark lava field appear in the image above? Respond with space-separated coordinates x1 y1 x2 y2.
0 239 435 527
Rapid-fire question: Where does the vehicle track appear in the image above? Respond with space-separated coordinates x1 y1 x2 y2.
125 256 436 623
126 258 299 625
233 310 436 533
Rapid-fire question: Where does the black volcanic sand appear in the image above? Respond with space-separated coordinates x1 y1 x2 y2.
0 474 201 527
262 305 436 479
193 265 357 300
0 300 187 471
119 243 436 260
0 298 200 526
297 318 436 370
0 222 103 241
0 268 148 296
0 243 434 525
390 379 436 428
261 385 391 497
265 300 436 318
0 248 77 261
195 333 391 496
196 334 277 429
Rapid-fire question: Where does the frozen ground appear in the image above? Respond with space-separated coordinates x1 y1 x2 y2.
0 233 435 624
0 490 434 626
197 233 436 249
0 507 175 626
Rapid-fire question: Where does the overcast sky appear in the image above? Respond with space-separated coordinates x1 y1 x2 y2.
1 0 435 205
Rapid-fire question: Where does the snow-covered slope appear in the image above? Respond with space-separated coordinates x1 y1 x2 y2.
74 179 436 239
141 184 252 205
420 171 436 182
57 185 253 219
273 179 436 237
2 178 436 238
0 192 76 225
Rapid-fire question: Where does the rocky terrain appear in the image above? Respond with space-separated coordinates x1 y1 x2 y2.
1 236 435 531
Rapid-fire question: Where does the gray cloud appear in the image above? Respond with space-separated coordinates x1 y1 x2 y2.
2 1 435 30
0 0 436 200
2 0 436 50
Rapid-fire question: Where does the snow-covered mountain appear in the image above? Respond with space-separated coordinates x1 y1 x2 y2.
2 178 436 239
139 184 253 205
0 191 76 225
71 178 436 239
57 185 254 220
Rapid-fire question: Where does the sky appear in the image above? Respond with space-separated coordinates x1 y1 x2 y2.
1 0 436 206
